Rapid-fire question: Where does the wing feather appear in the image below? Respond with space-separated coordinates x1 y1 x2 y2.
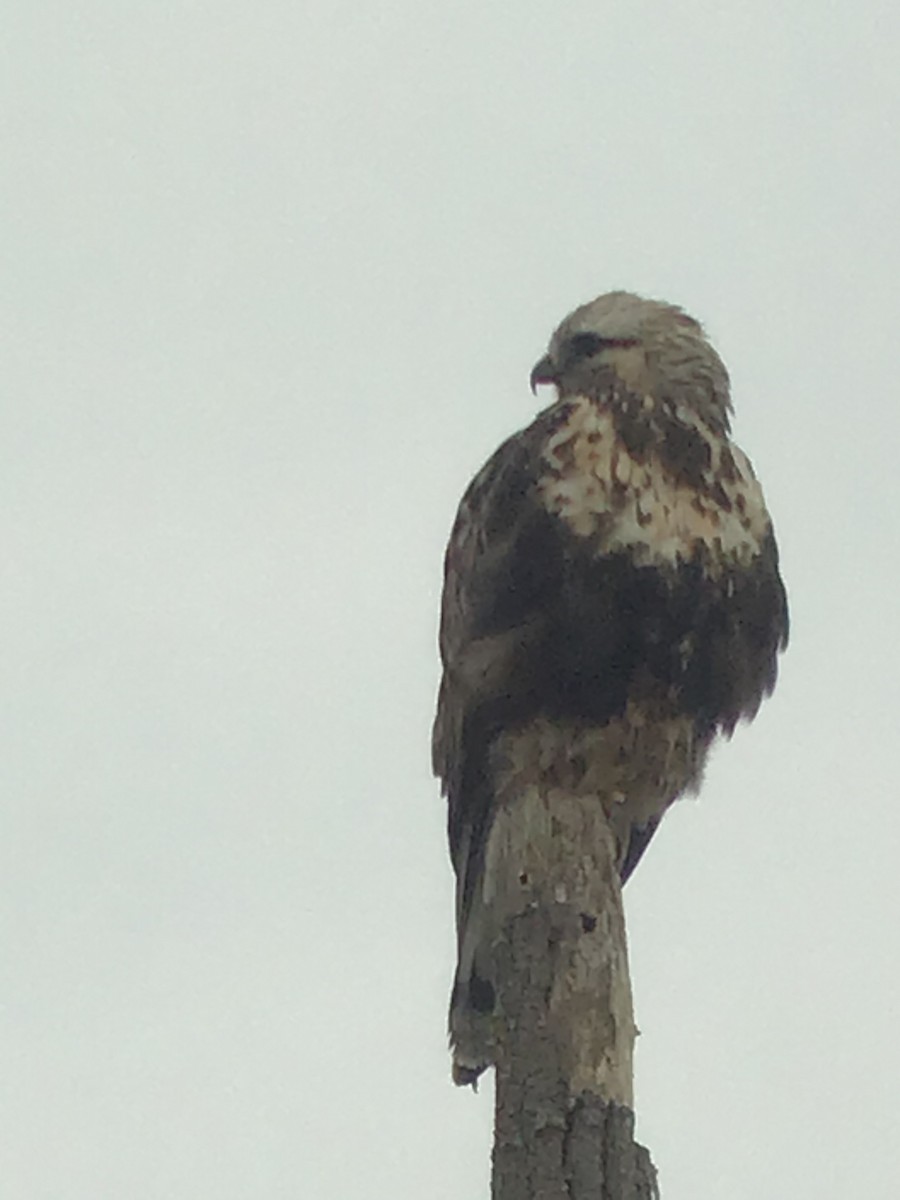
433 426 561 895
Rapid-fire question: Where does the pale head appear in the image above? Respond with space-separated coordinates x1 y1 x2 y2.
530 291 733 433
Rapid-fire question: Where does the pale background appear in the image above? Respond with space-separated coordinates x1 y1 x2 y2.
4 2 899 1197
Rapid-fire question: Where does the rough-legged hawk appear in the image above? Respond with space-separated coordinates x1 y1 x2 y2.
433 292 788 1084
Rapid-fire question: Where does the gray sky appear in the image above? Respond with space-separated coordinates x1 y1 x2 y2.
4 1 900 1196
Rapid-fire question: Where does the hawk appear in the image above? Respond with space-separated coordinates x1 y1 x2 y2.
433 291 788 1085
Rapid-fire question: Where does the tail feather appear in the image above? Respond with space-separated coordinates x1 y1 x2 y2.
449 825 498 1087
449 955 496 1087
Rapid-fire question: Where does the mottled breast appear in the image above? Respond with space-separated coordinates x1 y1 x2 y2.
536 395 771 571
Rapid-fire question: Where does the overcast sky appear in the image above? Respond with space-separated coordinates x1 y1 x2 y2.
4 2 900 1197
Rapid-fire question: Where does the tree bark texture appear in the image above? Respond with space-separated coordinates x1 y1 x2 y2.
485 786 658 1199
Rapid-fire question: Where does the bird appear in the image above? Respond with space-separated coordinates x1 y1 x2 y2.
432 291 788 1085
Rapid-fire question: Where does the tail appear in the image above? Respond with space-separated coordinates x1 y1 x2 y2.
448 823 498 1087
449 943 497 1087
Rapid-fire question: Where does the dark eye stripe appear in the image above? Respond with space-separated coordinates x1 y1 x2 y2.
567 333 637 360
568 333 606 359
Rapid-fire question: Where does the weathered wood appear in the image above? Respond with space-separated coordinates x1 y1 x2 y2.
487 785 658 1198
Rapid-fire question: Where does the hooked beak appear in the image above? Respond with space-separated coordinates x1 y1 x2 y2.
529 354 558 394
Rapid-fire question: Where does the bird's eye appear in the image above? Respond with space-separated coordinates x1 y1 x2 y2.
567 333 608 360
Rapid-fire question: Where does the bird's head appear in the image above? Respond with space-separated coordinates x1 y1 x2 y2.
530 291 732 433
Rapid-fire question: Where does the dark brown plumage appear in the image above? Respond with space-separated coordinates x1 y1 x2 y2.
433 292 788 1083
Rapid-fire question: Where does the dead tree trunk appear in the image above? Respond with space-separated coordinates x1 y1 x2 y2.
485 785 658 1199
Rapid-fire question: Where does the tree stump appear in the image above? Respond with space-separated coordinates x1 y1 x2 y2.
485 784 658 1199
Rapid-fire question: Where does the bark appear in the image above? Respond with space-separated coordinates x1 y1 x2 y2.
486 787 658 1199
